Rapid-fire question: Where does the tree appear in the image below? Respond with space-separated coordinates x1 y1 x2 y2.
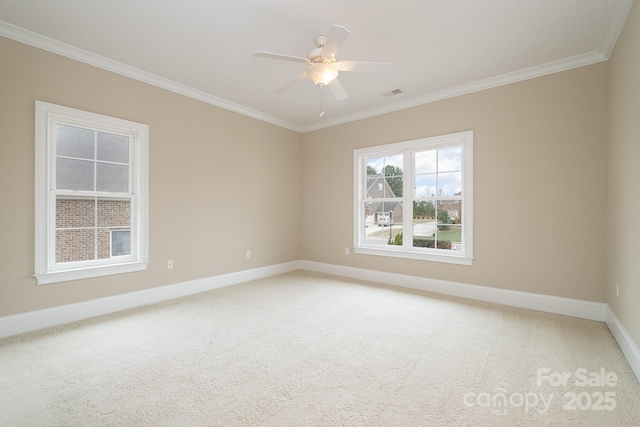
438 208 453 228
366 165 377 175
414 201 435 218
384 165 403 197
389 231 403 246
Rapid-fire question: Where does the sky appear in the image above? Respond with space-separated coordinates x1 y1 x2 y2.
366 145 462 198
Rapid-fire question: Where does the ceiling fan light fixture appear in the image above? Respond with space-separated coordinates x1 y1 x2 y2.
307 63 338 87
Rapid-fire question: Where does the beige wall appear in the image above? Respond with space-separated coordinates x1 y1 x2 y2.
0 36 302 316
302 62 609 302
608 2 640 349
0 29 623 325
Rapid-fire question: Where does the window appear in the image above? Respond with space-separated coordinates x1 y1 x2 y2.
354 131 473 265
35 101 149 284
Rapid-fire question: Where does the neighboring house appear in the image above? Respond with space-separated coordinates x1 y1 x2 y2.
56 198 131 262
365 174 403 225
365 174 461 225
440 200 462 224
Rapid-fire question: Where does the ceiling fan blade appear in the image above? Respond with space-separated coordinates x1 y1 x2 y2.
328 78 348 101
254 51 309 64
275 72 307 93
321 25 350 59
336 61 392 74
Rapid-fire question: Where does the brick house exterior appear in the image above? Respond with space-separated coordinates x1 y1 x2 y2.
56 198 130 262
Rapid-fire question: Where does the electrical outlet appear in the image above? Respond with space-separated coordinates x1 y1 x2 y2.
344 247 350 255
167 260 173 270
616 283 619 298
246 250 251 258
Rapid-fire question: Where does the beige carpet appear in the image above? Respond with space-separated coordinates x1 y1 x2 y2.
1 271 639 426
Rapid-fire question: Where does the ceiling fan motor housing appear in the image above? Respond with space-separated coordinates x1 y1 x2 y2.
308 47 335 64
308 35 336 63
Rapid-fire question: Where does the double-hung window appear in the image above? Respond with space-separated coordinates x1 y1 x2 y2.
354 131 473 265
35 101 149 284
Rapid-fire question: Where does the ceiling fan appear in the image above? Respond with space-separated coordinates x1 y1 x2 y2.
255 25 391 115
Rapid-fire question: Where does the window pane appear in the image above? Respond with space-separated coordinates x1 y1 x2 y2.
56 157 94 191
438 146 462 172
415 174 436 197
56 196 95 228
415 150 437 174
437 200 462 225
111 230 131 257
413 199 436 225
57 125 95 160
366 155 403 198
437 171 462 196
383 162 403 197
97 132 129 163
366 157 384 175
412 199 438 249
366 175 383 199
56 229 95 263
412 216 436 239
96 163 129 192
413 200 436 220
436 225 461 251
364 201 403 246
97 199 131 227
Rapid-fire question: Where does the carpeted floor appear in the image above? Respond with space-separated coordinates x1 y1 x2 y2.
1 271 639 426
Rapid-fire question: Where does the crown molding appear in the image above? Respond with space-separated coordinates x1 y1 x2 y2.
299 50 608 133
300 0 634 133
0 20 303 133
599 0 635 58
1 0 633 135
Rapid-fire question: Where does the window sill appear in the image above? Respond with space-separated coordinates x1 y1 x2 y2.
354 247 473 265
35 261 149 285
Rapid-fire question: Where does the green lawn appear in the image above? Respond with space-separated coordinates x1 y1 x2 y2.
368 223 461 243
424 227 461 243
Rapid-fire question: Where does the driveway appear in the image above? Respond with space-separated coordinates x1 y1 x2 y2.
413 222 436 237
365 222 436 237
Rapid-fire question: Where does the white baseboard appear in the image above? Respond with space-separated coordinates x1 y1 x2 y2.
0 261 301 339
300 261 607 322
2 259 639 383
301 261 640 382
605 307 640 383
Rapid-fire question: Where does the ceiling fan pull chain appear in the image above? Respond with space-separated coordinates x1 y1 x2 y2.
320 85 325 117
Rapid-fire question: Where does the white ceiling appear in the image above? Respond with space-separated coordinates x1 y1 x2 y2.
0 0 633 132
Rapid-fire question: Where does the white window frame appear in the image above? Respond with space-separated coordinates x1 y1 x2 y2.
35 101 149 284
353 131 473 265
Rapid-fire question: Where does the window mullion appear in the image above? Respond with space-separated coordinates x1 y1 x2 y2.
48 190 57 267
358 157 366 248
48 124 58 269
93 132 98 261
129 194 136 258
403 149 413 250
